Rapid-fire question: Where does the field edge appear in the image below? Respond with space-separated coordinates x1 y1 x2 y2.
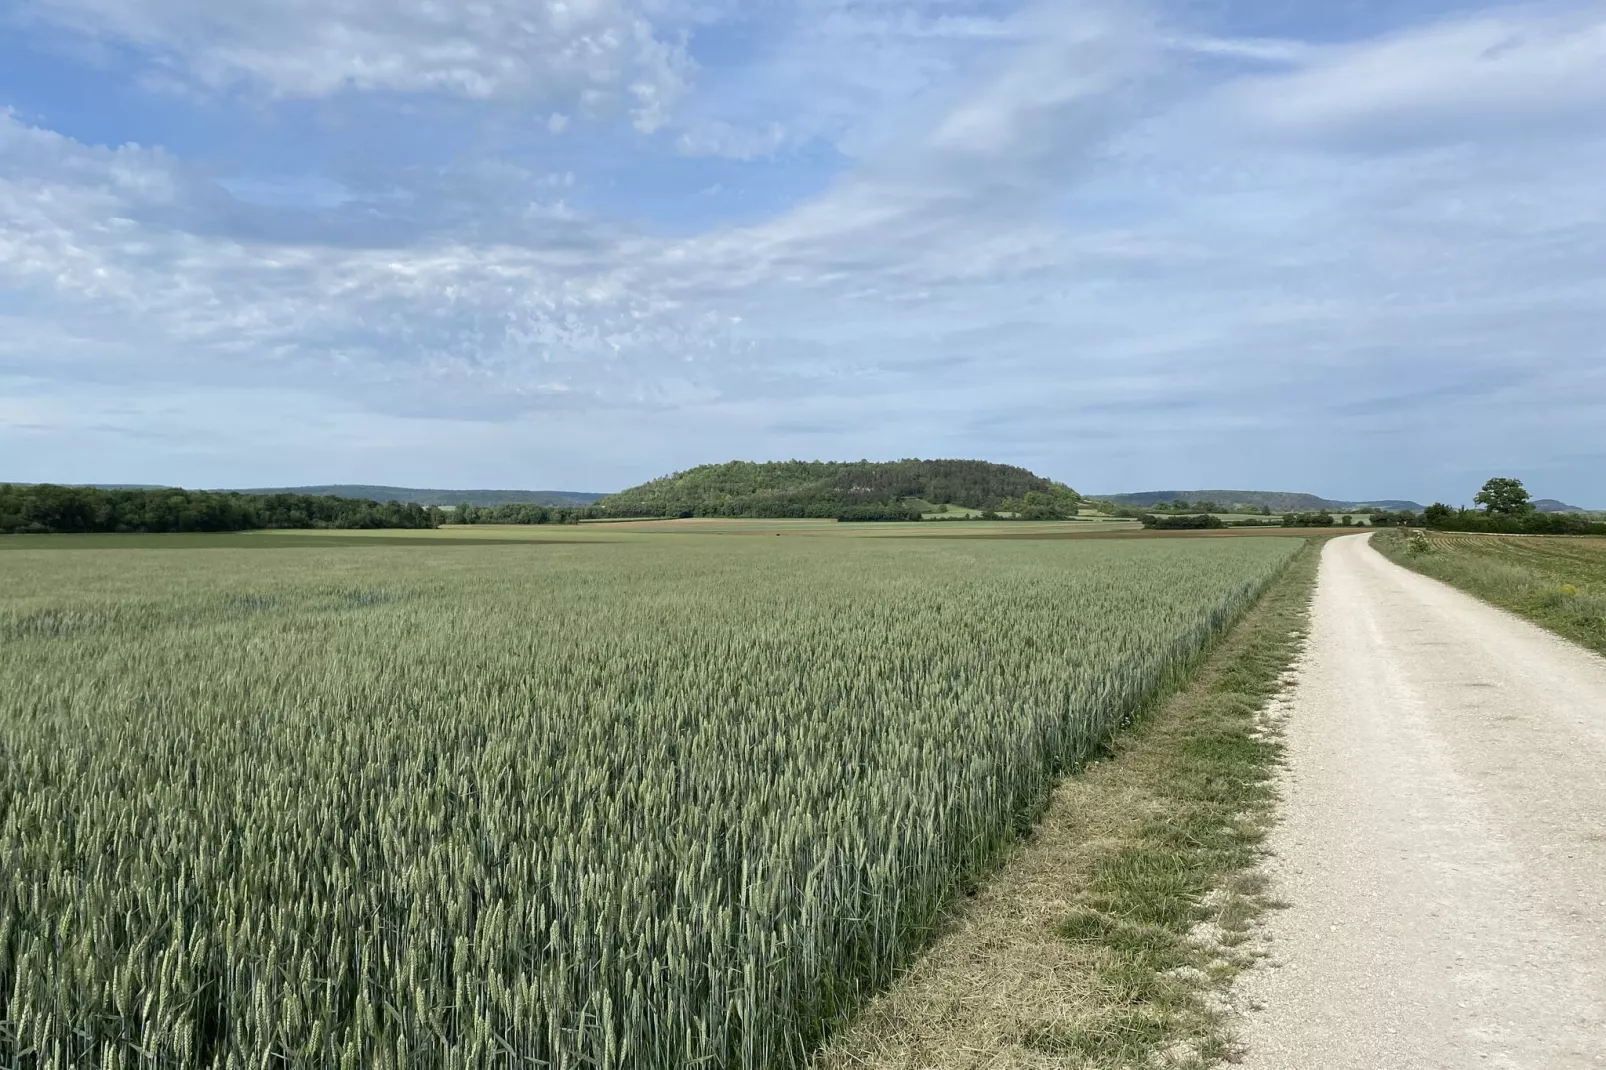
814 537 1323 1069
1371 528 1606 657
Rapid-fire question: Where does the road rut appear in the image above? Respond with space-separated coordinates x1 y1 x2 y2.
1237 533 1606 1069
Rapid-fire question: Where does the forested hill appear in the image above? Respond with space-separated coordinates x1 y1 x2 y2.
1096 489 1424 512
599 460 1081 519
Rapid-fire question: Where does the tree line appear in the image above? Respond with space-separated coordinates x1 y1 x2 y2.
0 484 442 535
1132 480 1603 535
447 503 587 525
1141 513 1228 530
1369 478 1606 535
1138 512 1355 529
1141 500 1275 515
1371 506 1606 535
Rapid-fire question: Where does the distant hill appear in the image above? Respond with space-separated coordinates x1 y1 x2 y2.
599 460 1080 519
1533 499 1588 514
231 485 606 507
5 483 605 507
0 482 175 491
1094 489 1425 513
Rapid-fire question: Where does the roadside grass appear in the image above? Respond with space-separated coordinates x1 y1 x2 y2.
815 538 1322 1070
1373 529 1606 656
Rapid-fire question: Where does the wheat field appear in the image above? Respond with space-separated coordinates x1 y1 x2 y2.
0 534 1299 1068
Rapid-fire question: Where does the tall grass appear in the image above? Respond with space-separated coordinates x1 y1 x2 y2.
0 536 1298 1068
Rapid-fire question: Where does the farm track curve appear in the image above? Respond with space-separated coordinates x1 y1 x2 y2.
1237 533 1606 1069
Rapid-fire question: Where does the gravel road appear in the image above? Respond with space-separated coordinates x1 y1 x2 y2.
1236 533 1606 1069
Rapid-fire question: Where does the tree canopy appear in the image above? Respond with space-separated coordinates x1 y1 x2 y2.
1474 477 1535 517
447 502 586 525
0 484 440 535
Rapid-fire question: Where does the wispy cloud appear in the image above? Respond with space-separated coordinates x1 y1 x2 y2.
1214 4 1606 148
15 0 695 128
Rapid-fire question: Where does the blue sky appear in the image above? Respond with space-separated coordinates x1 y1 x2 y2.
1 0 1602 503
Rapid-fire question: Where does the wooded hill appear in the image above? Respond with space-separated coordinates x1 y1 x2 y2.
598 460 1082 520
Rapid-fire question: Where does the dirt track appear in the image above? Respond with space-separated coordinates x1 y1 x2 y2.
1237 533 1606 1069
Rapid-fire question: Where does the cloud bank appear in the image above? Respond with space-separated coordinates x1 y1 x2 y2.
1 0 1603 502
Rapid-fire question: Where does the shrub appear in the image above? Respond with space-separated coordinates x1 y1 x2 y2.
1140 513 1225 530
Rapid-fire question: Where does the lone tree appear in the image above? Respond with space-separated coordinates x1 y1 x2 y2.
1474 477 1534 517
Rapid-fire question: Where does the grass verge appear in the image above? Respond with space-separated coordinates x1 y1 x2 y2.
814 537 1323 1070
1372 528 1606 656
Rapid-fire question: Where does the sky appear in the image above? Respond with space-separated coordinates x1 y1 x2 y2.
1 0 1603 504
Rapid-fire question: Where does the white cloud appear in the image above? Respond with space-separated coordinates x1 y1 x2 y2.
676 120 787 159
1166 34 1312 65
18 0 694 128
5 2 1606 501
0 110 715 414
667 0 1029 161
2 0 1165 404
661 0 1159 294
1216 4 1606 147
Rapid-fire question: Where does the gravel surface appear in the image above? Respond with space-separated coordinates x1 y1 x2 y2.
1237 533 1606 1069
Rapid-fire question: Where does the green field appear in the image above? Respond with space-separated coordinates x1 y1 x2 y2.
0 516 1196 550
1374 530 1606 655
1 533 1298 1068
